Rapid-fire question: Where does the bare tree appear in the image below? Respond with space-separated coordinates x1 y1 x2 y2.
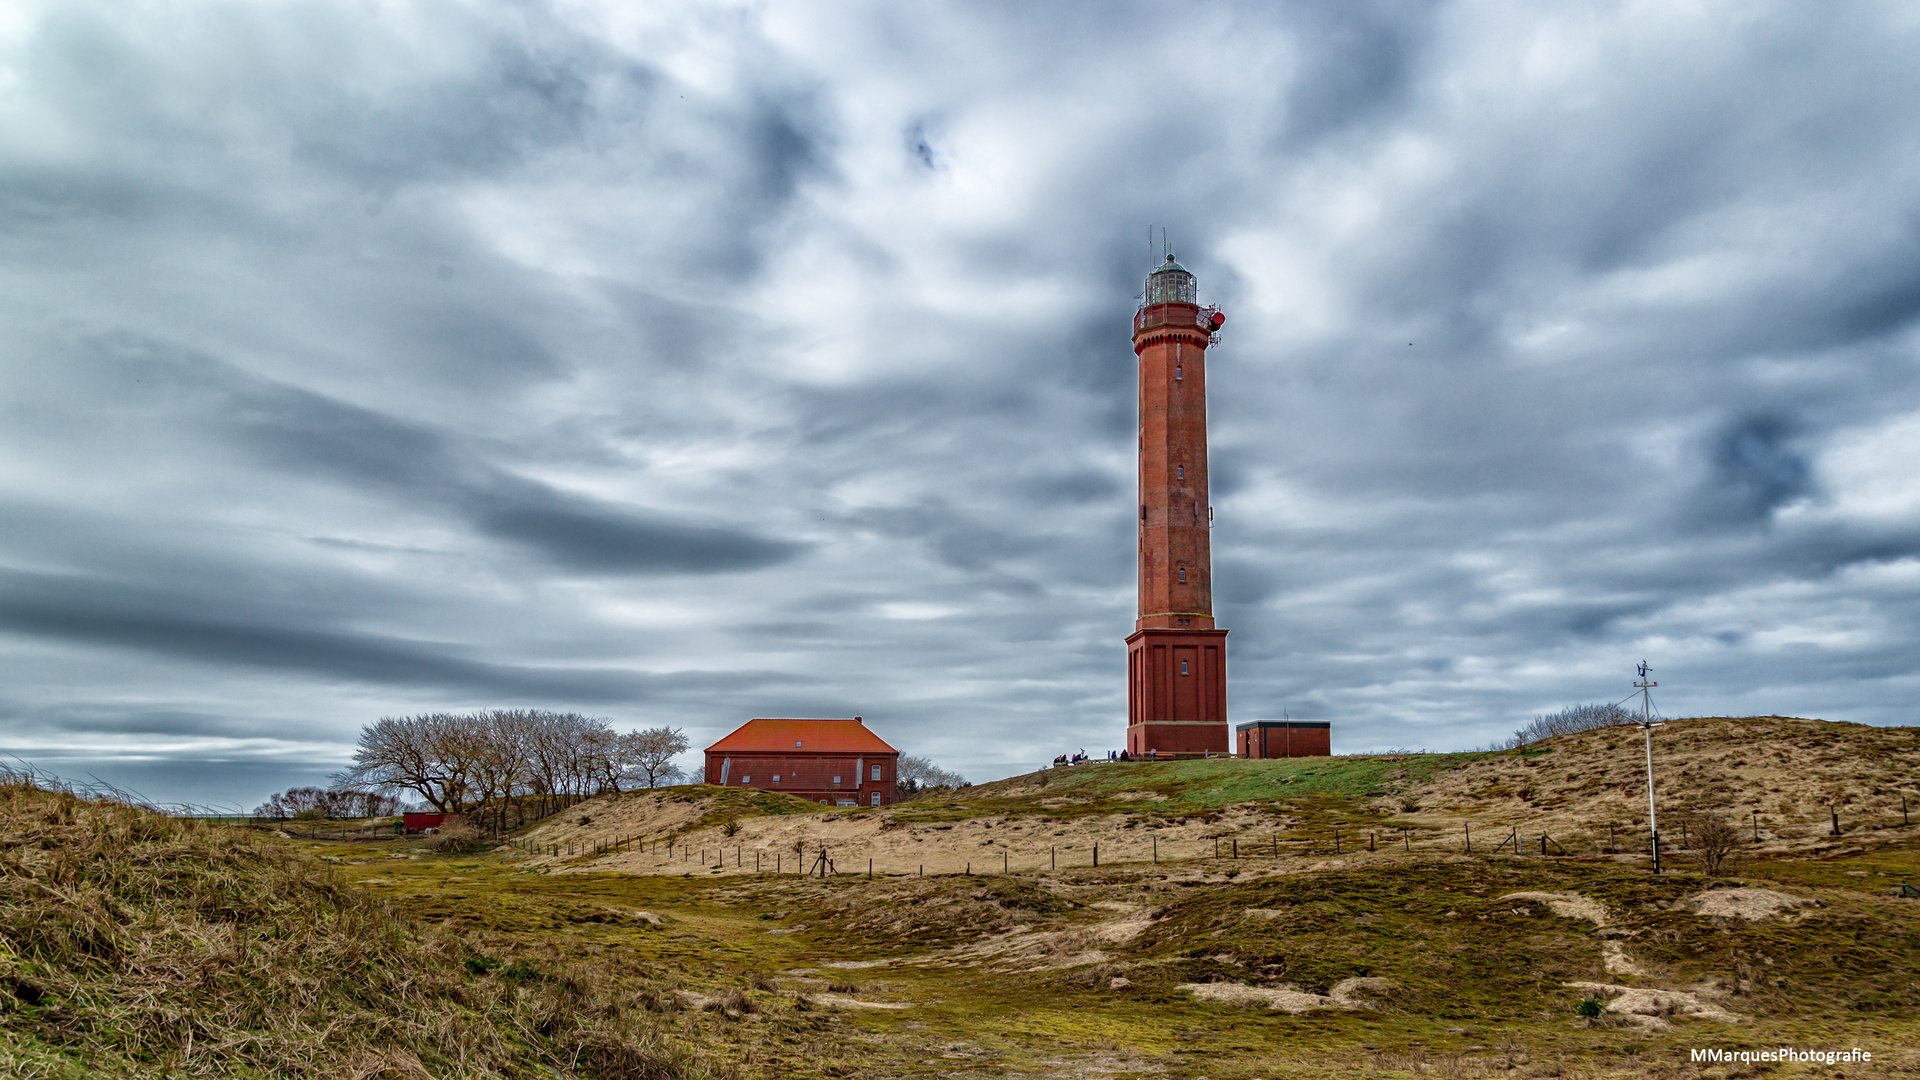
894 755 966 802
255 787 405 818
1685 812 1745 876
335 713 476 812
1505 703 1638 749
338 712 683 825
617 727 689 789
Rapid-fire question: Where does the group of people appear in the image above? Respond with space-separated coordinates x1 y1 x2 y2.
1051 748 1153 766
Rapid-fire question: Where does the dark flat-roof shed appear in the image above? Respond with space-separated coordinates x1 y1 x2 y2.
1235 720 1330 759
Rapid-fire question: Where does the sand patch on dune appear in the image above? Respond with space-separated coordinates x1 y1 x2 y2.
1683 887 1812 921
1567 982 1741 1027
1179 977 1389 1014
1500 891 1608 926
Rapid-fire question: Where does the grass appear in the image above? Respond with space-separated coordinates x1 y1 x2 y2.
322 828 1920 1078
0 777 720 1079
13 724 1920 1079
894 752 1492 823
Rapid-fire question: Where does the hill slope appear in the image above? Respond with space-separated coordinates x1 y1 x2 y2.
0 777 712 1079
524 716 1918 878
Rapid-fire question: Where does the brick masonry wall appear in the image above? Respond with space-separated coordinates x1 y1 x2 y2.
703 751 899 805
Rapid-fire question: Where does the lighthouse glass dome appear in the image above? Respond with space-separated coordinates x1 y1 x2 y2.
1144 256 1196 305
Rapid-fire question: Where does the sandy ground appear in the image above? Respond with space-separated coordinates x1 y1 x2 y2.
1388 715 1920 851
1178 976 1391 1014
517 791 1315 878
1682 886 1814 920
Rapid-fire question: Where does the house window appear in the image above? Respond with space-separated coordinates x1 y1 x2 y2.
742 776 751 784
772 775 781 783
795 740 802 748
871 764 882 781
1181 660 1189 675
871 792 881 806
833 776 842 785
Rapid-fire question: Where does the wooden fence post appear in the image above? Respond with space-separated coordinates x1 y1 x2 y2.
1093 842 1099 867
1464 824 1470 853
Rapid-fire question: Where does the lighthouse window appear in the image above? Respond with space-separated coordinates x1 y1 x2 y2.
1176 465 1183 479
1178 568 1186 583
1175 365 1183 380
1181 660 1189 675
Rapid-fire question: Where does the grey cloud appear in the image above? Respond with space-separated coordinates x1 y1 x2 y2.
0 569 645 699
1705 414 1814 524
210 358 803 573
6 0 1920 801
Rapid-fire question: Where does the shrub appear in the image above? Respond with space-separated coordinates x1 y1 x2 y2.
721 818 741 838
432 822 486 853
1574 997 1604 1018
1685 812 1745 876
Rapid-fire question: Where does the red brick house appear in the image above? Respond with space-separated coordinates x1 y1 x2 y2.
703 717 899 807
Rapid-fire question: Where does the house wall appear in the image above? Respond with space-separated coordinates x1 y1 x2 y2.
1236 723 1331 759
703 750 899 806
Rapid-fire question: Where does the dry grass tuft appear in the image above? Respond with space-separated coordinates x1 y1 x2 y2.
0 776 717 1078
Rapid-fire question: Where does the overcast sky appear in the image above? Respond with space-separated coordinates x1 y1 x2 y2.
3 0 1918 809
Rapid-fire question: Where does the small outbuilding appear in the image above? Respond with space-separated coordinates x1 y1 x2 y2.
1235 720 1331 759
703 717 900 807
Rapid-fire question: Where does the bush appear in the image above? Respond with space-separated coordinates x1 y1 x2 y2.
721 818 741 838
432 822 486 853
1574 997 1604 1018
1685 812 1745 876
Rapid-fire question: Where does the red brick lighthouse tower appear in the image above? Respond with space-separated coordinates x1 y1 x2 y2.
1126 254 1229 758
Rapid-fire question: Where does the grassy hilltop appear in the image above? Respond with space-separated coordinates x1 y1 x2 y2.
4 717 1918 1078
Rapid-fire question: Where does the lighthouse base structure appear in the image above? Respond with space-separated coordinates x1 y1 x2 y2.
1125 627 1229 758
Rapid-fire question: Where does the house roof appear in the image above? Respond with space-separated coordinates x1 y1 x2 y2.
705 718 898 754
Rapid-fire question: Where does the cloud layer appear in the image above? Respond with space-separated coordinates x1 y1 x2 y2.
3 0 1918 807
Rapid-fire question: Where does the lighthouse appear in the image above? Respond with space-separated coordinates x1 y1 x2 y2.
1126 254 1229 758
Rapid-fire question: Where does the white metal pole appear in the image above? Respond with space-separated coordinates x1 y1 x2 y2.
1637 662 1660 874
